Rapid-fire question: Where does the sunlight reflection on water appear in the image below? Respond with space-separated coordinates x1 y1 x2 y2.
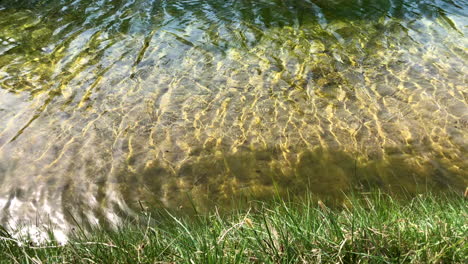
0 0 466 239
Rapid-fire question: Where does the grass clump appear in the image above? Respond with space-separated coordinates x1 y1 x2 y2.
1 192 467 263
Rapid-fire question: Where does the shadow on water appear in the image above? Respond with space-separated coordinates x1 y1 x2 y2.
54 146 466 229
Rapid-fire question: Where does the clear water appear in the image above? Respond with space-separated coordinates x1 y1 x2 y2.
0 0 467 238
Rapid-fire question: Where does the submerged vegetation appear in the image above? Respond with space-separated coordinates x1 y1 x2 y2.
1 191 466 263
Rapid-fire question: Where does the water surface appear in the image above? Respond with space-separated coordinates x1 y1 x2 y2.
0 0 467 239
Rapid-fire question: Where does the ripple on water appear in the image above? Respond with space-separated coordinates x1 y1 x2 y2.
0 0 467 238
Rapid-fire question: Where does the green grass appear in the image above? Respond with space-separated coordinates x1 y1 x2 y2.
1 192 467 263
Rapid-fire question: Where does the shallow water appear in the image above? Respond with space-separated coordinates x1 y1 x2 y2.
0 0 467 238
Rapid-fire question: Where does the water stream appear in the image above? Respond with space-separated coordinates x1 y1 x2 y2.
0 0 467 241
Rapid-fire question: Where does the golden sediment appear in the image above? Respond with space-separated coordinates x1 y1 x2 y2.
0 0 466 233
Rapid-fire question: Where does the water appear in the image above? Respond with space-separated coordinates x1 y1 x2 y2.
0 0 467 239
